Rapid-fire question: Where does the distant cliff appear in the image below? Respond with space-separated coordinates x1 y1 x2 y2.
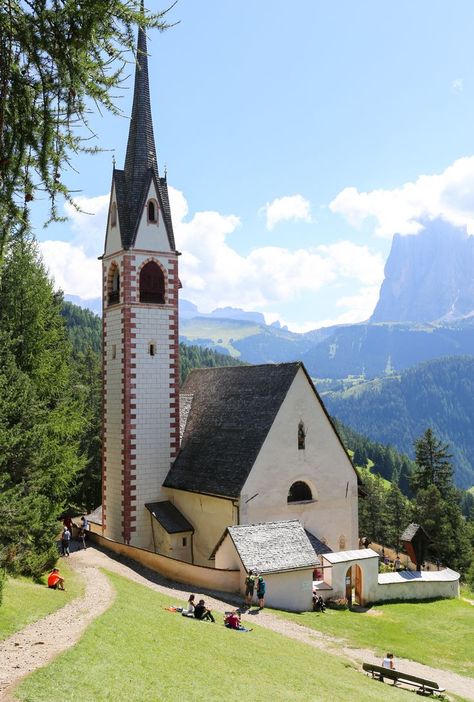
371 219 474 323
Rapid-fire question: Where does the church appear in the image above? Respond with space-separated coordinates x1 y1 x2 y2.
100 21 359 568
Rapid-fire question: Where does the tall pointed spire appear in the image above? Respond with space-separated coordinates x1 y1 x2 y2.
124 12 158 184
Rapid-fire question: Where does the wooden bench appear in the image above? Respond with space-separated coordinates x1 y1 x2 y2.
362 663 445 696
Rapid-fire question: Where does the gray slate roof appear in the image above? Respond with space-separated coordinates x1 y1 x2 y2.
164 363 301 498
217 520 319 574
179 393 194 441
113 24 175 251
305 530 333 556
145 501 194 534
401 523 429 543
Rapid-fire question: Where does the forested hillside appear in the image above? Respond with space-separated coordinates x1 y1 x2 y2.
61 301 102 355
325 356 474 488
333 419 415 495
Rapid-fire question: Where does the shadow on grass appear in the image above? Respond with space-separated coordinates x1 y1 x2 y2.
87 541 244 608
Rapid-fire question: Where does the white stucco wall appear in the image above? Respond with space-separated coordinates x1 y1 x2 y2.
260 570 313 611
165 489 238 566
322 552 379 604
321 551 460 604
241 367 358 552
134 181 171 252
150 518 192 562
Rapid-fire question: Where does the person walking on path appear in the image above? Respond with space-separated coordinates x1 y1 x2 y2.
257 574 266 609
47 568 65 590
245 569 256 608
61 526 71 557
79 516 89 550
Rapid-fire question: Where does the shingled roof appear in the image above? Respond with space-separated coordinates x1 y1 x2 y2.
112 21 175 251
145 501 194 534
164 363 301 498
214 521 319 573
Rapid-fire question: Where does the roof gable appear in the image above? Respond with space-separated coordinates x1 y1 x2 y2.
164 363 300 498
215 520 319 573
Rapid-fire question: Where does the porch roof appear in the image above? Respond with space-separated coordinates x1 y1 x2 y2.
323 548 379 564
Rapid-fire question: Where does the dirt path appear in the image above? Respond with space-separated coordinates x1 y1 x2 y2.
0 555 114 701
2 544 474 701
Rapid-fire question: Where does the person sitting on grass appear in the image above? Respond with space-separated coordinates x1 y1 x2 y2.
224 611 252 632
181 594 196 617
47 568 65 591
194 599 215 622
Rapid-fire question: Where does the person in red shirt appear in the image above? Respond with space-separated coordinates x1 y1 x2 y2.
47 568 65 590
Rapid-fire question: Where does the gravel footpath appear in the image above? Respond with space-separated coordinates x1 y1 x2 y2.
1 543 473 701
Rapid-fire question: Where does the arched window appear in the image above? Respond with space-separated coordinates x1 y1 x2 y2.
287 481 312 503
298 421 306 450
110 202 117 227
147 199 158 223
139 261 165 304
108 266 120 305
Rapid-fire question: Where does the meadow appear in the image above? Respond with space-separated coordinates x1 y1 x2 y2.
274 595 474 678
0 561 83 641
14 571 413 702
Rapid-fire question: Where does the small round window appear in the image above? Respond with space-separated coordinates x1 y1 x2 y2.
287 481 312 503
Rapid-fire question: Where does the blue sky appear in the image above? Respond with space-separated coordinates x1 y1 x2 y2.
35 1 474 331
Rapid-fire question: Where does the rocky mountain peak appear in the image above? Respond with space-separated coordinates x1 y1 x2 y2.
370 219 474 323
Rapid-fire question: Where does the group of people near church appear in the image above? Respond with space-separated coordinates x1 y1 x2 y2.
60 515 89 557
176 594 253 632
244 570 266 609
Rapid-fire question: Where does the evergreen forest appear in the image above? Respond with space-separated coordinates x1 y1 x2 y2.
324 356 474 489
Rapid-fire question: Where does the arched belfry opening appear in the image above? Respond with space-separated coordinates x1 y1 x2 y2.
139 260 165 304
108 265 120 305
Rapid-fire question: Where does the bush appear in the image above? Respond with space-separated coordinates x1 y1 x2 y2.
326 597 349 610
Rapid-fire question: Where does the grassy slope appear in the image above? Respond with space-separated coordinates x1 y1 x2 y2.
0 561 83 641
16 572 412 702
275 597 474 678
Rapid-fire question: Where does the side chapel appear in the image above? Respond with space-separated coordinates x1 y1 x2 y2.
101 21 359 568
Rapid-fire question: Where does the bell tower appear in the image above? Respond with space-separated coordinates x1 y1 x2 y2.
101 19 180 548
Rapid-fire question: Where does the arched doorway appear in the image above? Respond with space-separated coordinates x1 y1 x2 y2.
345 564 363 606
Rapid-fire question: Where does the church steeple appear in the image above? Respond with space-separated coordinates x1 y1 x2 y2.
124 20 158 183
109 10 175 252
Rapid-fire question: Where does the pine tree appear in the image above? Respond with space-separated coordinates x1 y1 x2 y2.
411 428 454 494
385 483 412 550
0 233 86 578
358 473 388 544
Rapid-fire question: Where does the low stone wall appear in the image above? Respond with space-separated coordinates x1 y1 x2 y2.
375 577 460 602
89 532 240 593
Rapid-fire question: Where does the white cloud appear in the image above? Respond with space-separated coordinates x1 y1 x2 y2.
169 187 384 322
452 78 463 94
330 155 474 238
40 239 101 300
262 194 311 230
39 194 108 300
40 187 384 327
64 194 110 255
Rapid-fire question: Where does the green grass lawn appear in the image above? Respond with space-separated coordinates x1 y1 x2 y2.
15 571 413 702
0 560 83 641
274 597 474 678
